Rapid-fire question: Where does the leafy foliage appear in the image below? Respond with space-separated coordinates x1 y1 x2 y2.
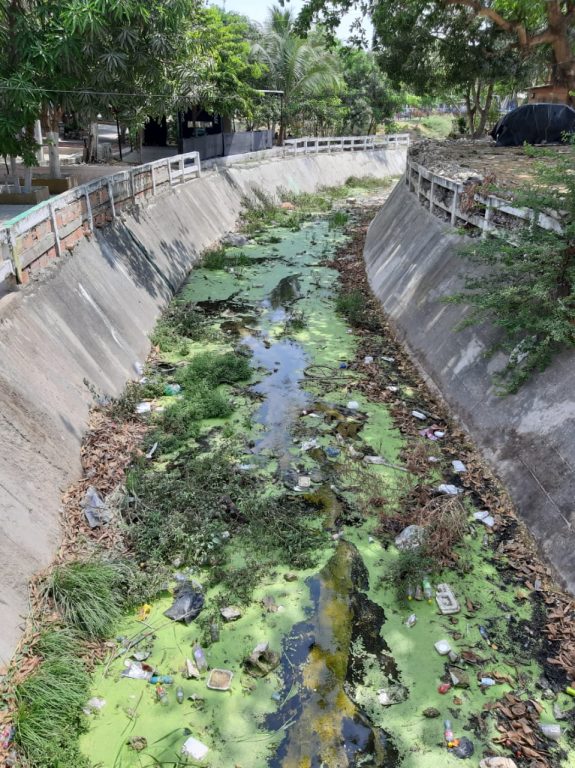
447 147 575 392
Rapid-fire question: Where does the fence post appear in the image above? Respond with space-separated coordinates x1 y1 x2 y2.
416 166 422 202
129 168 136 201
167 158 173 186
7 228 22 284
179 155 185 183
151 163 157 195
429 178 435 212
84 189 93 232
482 197 493 238
107 181 116 220
450 186 459 225
49 203 62 258
195 152 201 178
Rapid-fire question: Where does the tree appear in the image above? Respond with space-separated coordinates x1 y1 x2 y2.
299 0 575 94
340 47 402 134
252 6 344 143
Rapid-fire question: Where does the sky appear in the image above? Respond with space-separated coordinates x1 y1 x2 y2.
213 0 373 45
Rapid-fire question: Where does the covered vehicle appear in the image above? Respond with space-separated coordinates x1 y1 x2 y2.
490 103 575 146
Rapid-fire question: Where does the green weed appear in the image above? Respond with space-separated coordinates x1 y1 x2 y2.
45 561 128 639
203 246 228 270
328 210 349 229
175 351 252 388
335 289 366 326
15 630 91 768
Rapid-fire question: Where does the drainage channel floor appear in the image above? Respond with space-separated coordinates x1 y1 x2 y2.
79 191 575 768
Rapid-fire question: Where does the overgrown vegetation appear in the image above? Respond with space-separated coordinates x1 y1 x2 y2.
203 246 250 271
447 147 575 393
15 630 91 768
336 289 367 326
123 449 322 570
45 561 129 639
150 301 210 354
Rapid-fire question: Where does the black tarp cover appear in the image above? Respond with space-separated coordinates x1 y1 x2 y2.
490 103 575 146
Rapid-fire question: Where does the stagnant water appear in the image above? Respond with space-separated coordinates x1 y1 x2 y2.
80 194 571 768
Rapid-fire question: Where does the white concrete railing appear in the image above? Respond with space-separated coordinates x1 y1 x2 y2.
405 156 562 237
283 134 410 155
0 151 201 283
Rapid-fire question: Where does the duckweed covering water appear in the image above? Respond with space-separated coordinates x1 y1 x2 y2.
72 183 575 768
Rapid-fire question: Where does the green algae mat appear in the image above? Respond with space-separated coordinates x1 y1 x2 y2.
77 193 574 768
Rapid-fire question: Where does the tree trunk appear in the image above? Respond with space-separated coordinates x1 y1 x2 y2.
472 82 494 138
22 166 32 193
546 2 575 92
47 132 61 178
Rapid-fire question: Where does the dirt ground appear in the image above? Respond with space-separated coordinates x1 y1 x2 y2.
409 138 572 194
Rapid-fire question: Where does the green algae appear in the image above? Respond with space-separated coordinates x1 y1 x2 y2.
79 186 575 768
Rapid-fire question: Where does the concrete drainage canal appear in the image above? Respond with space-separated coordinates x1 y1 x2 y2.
6 179 575 768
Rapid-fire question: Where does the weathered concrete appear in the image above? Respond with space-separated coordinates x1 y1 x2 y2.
364 180 575 591
0 148 406 663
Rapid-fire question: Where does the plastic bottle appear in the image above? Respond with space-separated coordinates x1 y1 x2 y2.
156 684 169 705
444 720 454 743
406 584 415 601
193 644 208 672
422 577 434 603
566 686 575 697
176 686 184 704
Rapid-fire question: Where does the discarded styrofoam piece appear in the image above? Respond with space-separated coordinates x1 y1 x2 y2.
540 723 561 741
377 689 392 705
83 697 106 715
301 438 320 451
252 641 269 655
381 356 395 363
395 525 425 551
437 484 463 495
347 400 360 410
386 385 399 392
185 658 201 679
363 356 374 364
434 639 452 656
434 430 445 438
122 661 153 680
452 460 467 473
206 668 234 691
297 476 311 488
220 606 242 621
182 736 209 760
363 455 387 465
411 410 427 420
435 583 460 615
473 510 495 528
479 758 518 768
135 402 152 414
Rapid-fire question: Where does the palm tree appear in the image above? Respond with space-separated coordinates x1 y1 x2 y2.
252 7 343 144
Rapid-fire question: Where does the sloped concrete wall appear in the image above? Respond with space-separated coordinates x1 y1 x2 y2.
0 148 406 662
364 180 575 591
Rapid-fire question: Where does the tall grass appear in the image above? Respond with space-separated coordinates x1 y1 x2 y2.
15 630 91 768
46 561 127 639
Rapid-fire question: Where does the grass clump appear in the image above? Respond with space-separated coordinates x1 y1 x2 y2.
203 246 228 269
384 547 436 601
336 289 366 326
176 350 252 389
45 560 128 639
151 302 210 354
15 630 91 768
328 210 349 229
